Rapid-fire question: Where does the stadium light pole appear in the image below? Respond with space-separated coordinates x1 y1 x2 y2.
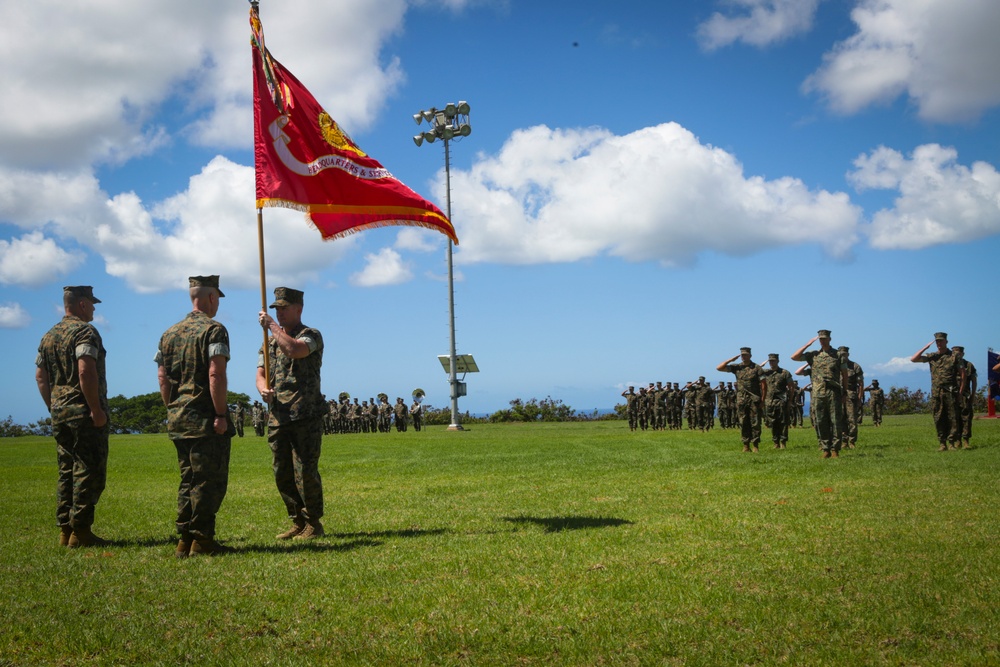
413 102 471 431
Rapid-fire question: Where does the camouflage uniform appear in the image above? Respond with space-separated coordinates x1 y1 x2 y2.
36 292 109 534
761 355 793 448
259 288 326 527
621 387 639 431
378 396 393 433
954 347 976 447
157 306 233 541
721 349 764 450
839 348 864 448
800 342 845 454
912 334 962 448
394 398 409 431
865 383 885 426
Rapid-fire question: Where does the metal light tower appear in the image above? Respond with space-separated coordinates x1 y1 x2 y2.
413 102 471 431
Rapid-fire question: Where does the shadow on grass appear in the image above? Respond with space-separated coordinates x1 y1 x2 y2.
226 538 384 555
502 515 634 533
329 527 450 540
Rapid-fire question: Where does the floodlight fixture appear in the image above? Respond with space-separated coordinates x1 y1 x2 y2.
412 134 424 147
412 113 424 125
457 101 470 115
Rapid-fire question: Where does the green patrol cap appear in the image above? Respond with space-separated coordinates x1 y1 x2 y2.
740 347 751 355
934 332 948 341
270 286 304 308
838 346 849 353
188 275 225 297
768 353 779 361
63 285 101 303
817 329 831 338
952 345 964 352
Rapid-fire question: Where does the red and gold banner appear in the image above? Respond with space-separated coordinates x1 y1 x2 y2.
250 7 457 244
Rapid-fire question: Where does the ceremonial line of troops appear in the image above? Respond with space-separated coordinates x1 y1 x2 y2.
239 393 425 437
35 279 345 557
622 329 980 458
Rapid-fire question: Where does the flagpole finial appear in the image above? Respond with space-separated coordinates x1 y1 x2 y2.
249 0 259 10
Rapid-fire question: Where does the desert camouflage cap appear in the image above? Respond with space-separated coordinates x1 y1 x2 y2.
934 332 948 341
63 285 101 303
270 286 304 308
817 329 831 338
188 275 225 297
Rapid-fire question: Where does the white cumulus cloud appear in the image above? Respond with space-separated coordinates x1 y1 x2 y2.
849 144 1000 250
0 302 29 329
804 0 1000 122
697 0 822 50
871 356 924 374
445 123 861 267
0 158 353 293
0 231 84 287
351 248 414 287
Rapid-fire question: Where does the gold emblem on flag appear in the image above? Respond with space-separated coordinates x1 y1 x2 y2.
318 112 367 158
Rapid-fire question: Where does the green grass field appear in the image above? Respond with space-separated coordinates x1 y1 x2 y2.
2 416 998 666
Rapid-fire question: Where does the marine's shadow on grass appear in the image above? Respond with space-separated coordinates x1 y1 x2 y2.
502 516 634 533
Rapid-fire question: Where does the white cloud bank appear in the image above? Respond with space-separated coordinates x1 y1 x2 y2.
0 302 30 329
698 0 823 50
0 159 353 293
804 0 1000 122
0 231 84 287
871 356 923 374
447 123 861 266
850 144 1000 250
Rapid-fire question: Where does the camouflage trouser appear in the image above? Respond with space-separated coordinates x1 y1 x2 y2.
626 407 638 430
54 420 108 529
766 400 788 445
812 392 843 452
870 403 883 425
930 387 961 445
735 398 761 446
958 395 973 440
844 395 861 445
269 416 324 522
174 435 231 539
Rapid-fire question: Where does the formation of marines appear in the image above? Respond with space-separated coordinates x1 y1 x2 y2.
322 392 426 434
621 329 980 457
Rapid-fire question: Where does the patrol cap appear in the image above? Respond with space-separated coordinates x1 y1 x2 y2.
872 379 879 385
934 332 948 341
270 286 304 308
768 353 779 361
817 329 831 338
740 347 751 355
63 285 101 303
952 345 964 352
698 376 705 382
838 346 849 353
188 275 225 297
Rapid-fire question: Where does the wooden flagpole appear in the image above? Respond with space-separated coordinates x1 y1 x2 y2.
257 206 271 389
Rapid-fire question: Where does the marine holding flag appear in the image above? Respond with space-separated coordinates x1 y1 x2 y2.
250 4 457 244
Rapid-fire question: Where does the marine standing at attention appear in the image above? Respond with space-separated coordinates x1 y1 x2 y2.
156 276 234 557
761 353 793 449
258 287 327 540
36 286 109 548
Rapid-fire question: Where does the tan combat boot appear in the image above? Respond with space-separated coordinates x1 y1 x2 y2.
67 526 109 548
189 537 233 556
276 519 306 540
294 519 325 540
59 526 73 547
176 534 193 558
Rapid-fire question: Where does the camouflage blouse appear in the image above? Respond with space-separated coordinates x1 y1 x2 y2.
721 362 764 400
260 324 324 425
156 311 231 439
801 348 843 397
36 315 107 425
913 350 960 391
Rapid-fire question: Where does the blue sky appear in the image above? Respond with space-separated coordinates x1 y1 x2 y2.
2 0 999 424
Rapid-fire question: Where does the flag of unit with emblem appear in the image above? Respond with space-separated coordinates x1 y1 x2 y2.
250 5 457 244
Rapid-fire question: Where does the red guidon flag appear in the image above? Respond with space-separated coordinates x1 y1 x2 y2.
250 7 457 244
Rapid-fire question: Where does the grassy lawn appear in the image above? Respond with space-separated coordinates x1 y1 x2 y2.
1 416 998 665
